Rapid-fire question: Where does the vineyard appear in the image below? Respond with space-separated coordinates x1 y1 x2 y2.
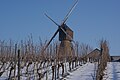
0 0 120 80
0 38 111 80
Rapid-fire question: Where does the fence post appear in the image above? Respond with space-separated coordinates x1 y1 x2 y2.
14 44 17 79
54 44 58 80
18 49 20 80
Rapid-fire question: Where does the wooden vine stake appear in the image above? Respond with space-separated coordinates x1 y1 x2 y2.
18 49 20 80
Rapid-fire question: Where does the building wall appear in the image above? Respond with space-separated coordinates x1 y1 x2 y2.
111 56 120 61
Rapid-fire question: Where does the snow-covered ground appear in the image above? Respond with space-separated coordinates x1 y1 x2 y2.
1 62 120 80
103 62 120 80
0 62 97 80
65 62 120 80
65 63 97 80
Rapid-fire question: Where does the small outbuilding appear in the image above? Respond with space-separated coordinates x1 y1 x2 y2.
111 56 120 62
87 48 101 62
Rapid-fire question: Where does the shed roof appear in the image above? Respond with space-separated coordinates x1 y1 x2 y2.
87 48 101 58
62 24 73 32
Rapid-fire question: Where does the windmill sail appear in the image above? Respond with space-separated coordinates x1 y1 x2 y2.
43 29 59 52
44 13 60 27
43 0 78 52
61 0 78 24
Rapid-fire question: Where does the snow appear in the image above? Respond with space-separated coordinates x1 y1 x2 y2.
64 62 120 80
1 62 120 80
103 62 120 80
0 62 97 80
65 63 97 80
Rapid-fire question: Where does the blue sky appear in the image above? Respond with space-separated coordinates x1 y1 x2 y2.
0 0 120 56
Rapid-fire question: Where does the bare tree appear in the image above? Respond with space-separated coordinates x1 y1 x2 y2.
79 43 93 63
96 39 110 80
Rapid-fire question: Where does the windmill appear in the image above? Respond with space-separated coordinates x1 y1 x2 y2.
43 0 78 61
